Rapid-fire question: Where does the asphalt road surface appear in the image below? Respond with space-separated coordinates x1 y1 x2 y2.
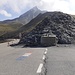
1 40 75 75
46 45 75 75
0 40 46 75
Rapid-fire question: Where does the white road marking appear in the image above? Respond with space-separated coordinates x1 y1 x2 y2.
44 49 48 54
22 53 32 57
37 63 43 73
44 51 47 54
46 48 48 51
43 55 46 60
16 53 32 60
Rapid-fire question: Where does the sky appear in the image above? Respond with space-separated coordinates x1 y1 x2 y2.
0 0 75 21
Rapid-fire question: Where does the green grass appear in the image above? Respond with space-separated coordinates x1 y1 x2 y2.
0 25 14 31
0 22 23 39
0 24 15 36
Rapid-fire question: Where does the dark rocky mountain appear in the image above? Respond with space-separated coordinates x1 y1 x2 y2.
19 12 75 46
0 7 43 25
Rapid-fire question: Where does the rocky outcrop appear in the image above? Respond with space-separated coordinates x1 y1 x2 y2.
19 12 75 46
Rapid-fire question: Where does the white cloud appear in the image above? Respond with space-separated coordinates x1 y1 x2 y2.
0 0 7 7
38 0 75 15
0 0 40 13
0 0 75 15
0 10 12 17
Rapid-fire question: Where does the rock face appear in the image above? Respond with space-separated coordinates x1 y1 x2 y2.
19 12 75 46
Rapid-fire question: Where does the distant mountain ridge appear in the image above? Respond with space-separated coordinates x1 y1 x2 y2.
0 7 44 39
0 7 44 25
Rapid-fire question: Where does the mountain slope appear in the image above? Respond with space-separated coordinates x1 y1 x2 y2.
0 7 44 39
0 7 43 25
17 6 44 24
19 12 75 45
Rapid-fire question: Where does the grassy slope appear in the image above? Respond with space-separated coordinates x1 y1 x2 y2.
0 24 14 36
0 13 45 39
16 13 49 35
0 23 23 38
0 12 75 40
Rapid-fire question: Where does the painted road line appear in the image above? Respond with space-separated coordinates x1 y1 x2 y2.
16 53 32 61
37 63 43 73
44 49 48 55
43 55 46 60
22 53 32 57
44 51 47 55
46 48 48 51
16 56 26 60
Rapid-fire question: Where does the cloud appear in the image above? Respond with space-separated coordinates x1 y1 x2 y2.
0 10 12 17
0 0 7 7
0 0 39 13
38 0 75 14
0 0 75 15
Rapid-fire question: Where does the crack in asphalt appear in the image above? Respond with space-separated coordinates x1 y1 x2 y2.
41 50 48 75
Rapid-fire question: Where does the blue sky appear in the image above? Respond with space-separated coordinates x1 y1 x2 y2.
0 0 75 21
